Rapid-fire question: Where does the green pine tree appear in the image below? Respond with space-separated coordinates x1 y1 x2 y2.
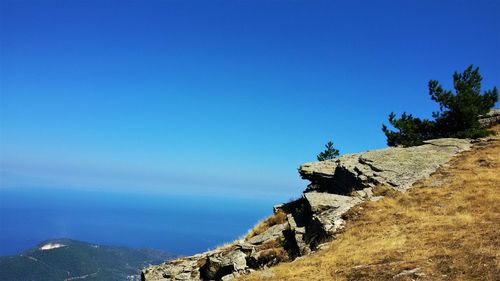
317 141 340 161
430 65 498 138
382 65 498 147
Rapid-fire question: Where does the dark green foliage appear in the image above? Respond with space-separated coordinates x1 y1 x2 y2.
383 65 498 146
317 141 340 161
382 112 435 147
0 239 176 281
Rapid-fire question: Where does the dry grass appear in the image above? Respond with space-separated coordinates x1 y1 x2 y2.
245 211 287 240
248 238 290 267
240 128 500 281
209 239 241 252
254 247 289 265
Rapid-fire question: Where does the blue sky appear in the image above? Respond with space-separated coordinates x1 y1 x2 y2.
1 0 499 201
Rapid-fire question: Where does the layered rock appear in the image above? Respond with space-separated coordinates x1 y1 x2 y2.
299 138 472 193
479 108 500 128
142 137 473 281
142 245 254 281
142 224 290 281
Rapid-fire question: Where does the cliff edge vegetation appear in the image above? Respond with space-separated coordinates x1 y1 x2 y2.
239 125 500 281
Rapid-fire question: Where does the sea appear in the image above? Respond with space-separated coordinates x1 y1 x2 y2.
0 187 276 256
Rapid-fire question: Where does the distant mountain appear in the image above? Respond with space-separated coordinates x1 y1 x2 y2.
0 239 176 281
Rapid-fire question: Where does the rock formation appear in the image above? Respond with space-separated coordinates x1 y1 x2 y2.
142 137 474 281
479 108 500 128
299 138 472 193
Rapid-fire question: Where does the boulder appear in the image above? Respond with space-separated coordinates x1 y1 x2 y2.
223 250 247 271
304 192 362 213
200 250 247 280
141 247 247 281
303 192 362 247
142 256 203 281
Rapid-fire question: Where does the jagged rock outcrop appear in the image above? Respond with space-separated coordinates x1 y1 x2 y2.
304 192 362 235
142 137 474 281
142 245 254 281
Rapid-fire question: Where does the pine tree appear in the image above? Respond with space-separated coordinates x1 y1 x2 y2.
430 65 498 138
382 65 498 147
317 141 340 161
382 112 435 147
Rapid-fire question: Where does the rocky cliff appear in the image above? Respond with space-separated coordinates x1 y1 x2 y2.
142 136 475 281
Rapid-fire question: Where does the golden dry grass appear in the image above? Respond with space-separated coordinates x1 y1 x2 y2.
245 211 287 240
240 128 500 281
206 210 287 256
252 238 290 265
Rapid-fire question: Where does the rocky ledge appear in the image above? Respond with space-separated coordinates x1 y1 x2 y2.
142 137 473 281
479 108 500 128
299 138 472 193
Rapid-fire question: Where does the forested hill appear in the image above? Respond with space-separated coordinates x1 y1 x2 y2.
0 239 176 281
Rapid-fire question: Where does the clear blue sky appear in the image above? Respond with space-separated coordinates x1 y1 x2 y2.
1 0 499 201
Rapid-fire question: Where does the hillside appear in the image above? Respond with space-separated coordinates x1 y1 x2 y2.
142 124 499 281
0 239 176 281
239 126 499 280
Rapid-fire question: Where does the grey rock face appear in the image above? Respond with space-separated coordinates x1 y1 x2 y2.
479 108 500 128
200 250 247 280
300 138 471 193
298 192 363 248
285 212 309 256
142 255 204 281
304 192 361 213
142 226 288 281
246 223 287 245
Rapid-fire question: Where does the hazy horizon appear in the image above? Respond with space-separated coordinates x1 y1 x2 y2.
2 0 499 200
0 186 276 256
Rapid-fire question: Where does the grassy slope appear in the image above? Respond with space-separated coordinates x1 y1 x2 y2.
240 126 499 281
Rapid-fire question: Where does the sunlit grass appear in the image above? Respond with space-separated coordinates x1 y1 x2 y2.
240 126 500 281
